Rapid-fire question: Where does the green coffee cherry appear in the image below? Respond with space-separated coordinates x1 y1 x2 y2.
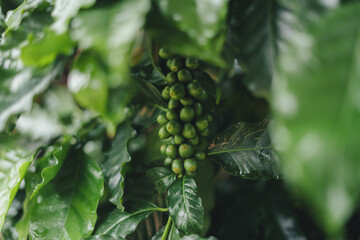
166 120 182 135
180 106 195 122
177 69 192 83
195 151 206 161
195 118 208 131
159 48 172 59
179 143 194 158
172 159 183 174
196 89 208 101
169 83 186 100
164 157 173 167
168 98 180 110
157 113 168 125
187 81 203 98
166 72 177 84
166 144 178 158
159 125 170 139
182 123 196 139
194 102 203 117
200 128 209 137
206 114 213 122
185 170 197 177
166 110 178 120
160 144 167 155
187 134 200 145
168 58 183 72
184 158 197 172
180 97 193 106
174 134 185 145
185 58 198 70
161 88 170 100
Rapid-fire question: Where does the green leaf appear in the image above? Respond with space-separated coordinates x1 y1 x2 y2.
28 149 104 239
68 52 109 116
0 149 33 230
87 235 126 240
0 63 64 131
51 0 96 33
167 176 204 234
134 78 166 106
4 0 49 30
94 200 159 238
71 0 151 87
150 226 165 240
29 139 71 199
20 30 74 66
103 121 136 210
181 235 217 240
207 119 280 179
146 167 176 194
169 225 181 240
148 0 229 66
272 2 360 236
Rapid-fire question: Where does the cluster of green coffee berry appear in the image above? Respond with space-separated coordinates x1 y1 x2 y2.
157 48 212 176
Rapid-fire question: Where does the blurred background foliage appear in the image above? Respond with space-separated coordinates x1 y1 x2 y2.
1 0 360 239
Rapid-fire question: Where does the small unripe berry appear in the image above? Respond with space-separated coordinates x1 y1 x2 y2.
177 69 192 83
166 72 177 84
160 144 167 155
166 144 178 158
172 159 183 174
200 128 209 137
161 88 170 100
159 48 172 59
157 113 168 125
195 118 208 132
180 106 195 122
159 125 170 139
169 83 186 100
185 58 198 70
187 81 203 98
166 110 178 120
193 102 203 117
185 170 197 177
184 158 197 172
174 134 185 145
179 143 194 158
182 123 196 139
195 151 206 161
168 98 180 110
168 58 183 72
164 157 173 167
187 134 200 145
166 120 182 135
180 97 193 106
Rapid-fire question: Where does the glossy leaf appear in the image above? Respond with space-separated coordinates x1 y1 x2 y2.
169 225 182 240
0 63 64 131
182 235 217 240
4 0 48 30
167 176 204 234
207 119 280 179
272 3 360 235
71 0 151 87
29 139 72 199
94 201 159 237
0 149 33 230
68 52 108 116
150 226 165 240
146 167 176 194
88 235 126 240
28 149 104 239
51 0 96 33
148 0 228 66
103 121 136 210
20 30 74 66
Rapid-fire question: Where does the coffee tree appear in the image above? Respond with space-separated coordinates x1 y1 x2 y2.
1 0 360 239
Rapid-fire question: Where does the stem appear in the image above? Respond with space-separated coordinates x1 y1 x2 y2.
155 207 169 212
154 104 169 112
161 217 172 240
